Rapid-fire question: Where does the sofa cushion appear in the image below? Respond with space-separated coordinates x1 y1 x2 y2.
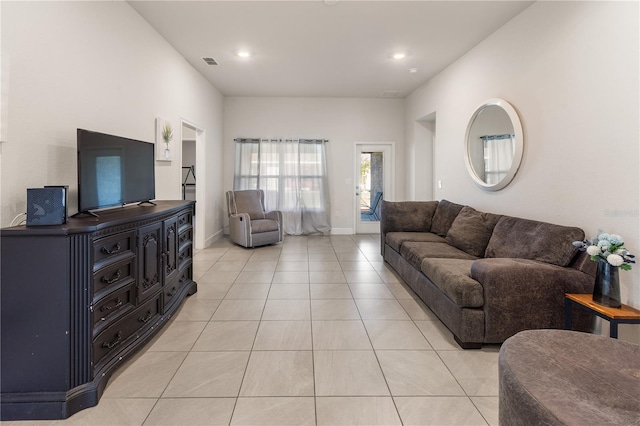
446 207 502 257
381 200 439 233
421 258 484 308
485 216 584 267
400 241 478 270
251 219 279 234
430 200 465 237
386 232 447 252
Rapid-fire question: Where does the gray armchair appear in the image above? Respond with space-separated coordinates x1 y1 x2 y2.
226 190 283 248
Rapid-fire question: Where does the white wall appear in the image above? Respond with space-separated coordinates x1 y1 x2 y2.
1 1 226 247
224 97 405 233
405 1 640 332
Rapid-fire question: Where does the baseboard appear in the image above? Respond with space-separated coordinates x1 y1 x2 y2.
204 229 224 247
330 228 354 235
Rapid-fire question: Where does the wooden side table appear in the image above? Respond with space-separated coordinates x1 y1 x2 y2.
565 293 640 338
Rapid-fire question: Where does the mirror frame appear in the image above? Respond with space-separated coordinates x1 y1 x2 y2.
464 98 524 191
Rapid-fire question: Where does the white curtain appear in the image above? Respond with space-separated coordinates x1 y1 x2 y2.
234 138 331 235
483 135 515 185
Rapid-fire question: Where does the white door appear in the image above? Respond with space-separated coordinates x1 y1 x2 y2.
355 143 394 234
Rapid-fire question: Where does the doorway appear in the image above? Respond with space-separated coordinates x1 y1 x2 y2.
181 120 205 249
181 125 196 202
355 143 394 234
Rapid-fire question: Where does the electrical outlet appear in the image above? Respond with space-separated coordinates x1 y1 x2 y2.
335 210 341 218
438 180 443 189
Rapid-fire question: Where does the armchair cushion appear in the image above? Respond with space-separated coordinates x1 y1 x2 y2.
231 190 266 220
251 219 280 234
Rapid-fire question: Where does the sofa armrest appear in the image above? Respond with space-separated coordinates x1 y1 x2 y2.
229 213 251 247
380 200 438 255
471 258 595 343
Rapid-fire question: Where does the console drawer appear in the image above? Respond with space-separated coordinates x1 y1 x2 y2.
93 257 136 299
163 265 193 311
92 283 135 335
178 244 192 272
93 231 136 271
177 211 192 231
178 228 192 249
93 294 161 367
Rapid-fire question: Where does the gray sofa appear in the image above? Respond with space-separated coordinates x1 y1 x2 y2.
381 199 596 348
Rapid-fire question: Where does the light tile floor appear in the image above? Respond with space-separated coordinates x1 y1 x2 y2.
5 235 500 426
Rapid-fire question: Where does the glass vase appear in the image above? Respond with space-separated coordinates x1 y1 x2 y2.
592 258 621 308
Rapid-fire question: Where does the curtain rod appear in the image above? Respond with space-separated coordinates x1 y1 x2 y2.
234 138 329 143
480 134 514 141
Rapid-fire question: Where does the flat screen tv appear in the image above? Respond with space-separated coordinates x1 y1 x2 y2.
77 128 155 214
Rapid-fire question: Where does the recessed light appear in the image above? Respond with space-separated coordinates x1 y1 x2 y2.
393 52 406 60
409 68 418 74
237 51 251 58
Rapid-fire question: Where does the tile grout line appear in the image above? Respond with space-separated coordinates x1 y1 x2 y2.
143 244 236 424
227 246 279 425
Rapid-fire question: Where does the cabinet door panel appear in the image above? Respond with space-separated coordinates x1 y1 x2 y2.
163 217 179 285
137 223 162 302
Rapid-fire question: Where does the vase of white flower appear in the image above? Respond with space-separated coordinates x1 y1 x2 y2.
573 233 634 308
593 258 621 308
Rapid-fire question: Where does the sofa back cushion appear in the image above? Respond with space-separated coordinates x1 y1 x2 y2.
485 216 585 267
430 200 464 236
446 206 502 257
381 200 439 234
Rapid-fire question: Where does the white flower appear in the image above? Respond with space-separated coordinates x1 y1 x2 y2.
607 254 624 267
586 245 602 256
597 233 610 242
598 240 610 251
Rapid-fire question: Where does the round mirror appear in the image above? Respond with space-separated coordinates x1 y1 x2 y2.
464 98 523 191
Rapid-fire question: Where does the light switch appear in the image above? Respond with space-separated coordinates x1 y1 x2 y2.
438 180 443 189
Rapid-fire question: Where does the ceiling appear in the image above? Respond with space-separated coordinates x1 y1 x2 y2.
128 1 534 98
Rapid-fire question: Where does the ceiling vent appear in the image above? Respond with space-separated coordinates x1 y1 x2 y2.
202 57 219 66
381 91 400 98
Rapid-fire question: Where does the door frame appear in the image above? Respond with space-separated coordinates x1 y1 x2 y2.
353 142 395 234
181 119 205 249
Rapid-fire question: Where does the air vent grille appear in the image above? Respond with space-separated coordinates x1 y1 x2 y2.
381 91 400 98
202 57 219 66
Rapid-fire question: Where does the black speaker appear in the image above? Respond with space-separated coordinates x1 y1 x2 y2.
26 187 67 226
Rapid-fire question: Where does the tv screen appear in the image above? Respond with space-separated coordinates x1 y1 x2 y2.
77 129 155 213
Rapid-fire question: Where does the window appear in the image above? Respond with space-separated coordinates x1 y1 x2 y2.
234 138 330 235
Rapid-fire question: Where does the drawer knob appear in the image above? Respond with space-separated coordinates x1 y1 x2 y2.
167 286 178 297
100 298 123 312
101 270 121 285
101 242 121 255
138 310 154 323
102 331 123 349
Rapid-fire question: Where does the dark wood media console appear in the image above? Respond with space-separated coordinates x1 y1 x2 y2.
0 200 197 420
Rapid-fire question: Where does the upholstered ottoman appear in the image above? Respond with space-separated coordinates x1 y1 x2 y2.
499 330 640 425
